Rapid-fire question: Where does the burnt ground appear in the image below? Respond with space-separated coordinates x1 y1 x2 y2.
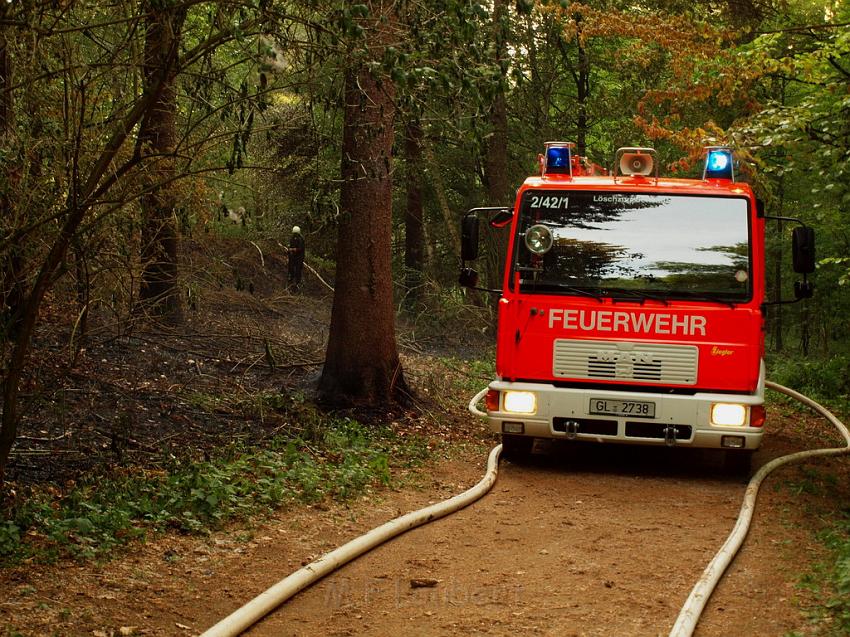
6 236 331 487
2 235 850 636
4 234 489 489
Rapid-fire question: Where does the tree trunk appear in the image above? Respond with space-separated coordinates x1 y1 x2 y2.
318 63 408 405
0 10 24 338
0 11 10 143
137 2 185 322
800 300 810 357
483 0 510 299
771 79 787 352
403 119 425 308
423 143 462 260
772 217 783 351
555 12 591 157
575 13 590 158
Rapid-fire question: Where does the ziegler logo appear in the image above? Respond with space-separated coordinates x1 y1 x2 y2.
594 351 655 364
710 346 734 357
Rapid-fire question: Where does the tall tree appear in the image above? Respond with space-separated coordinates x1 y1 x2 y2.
403 118 426 306
318 2 408 404
0 2 23 338
629 1 850 352
483 0 511 297
562 10 590 157
137 1 187 321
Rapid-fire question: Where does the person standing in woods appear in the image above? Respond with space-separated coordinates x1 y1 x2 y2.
288 226 305 290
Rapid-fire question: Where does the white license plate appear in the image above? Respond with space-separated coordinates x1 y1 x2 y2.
589 398 656 419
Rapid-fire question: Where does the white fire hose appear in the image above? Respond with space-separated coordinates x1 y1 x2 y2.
200 440 502 637
200 383 848 637
669 380 850 636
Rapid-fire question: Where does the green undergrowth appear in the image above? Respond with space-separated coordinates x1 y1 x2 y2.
769 376 850 637
814 512 850 635
0 404 431 566
792 504 850 636
437 355 495 396
768 353 850 414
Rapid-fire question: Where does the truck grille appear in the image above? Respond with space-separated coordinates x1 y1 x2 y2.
553 339 698 385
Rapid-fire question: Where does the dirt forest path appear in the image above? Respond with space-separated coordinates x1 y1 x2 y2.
240 443 820 637
3 408 844 637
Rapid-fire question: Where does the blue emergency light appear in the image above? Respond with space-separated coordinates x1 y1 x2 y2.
543 142 575 176
703 147 734 181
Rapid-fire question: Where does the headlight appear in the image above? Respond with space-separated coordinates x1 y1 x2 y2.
503 391 537 415
525 225 553 255
711 403 748 427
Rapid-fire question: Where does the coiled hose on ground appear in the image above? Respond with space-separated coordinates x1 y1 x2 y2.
201 381 848 637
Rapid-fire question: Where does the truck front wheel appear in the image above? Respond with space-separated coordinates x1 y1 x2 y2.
724 449 754 476
501 434 533 462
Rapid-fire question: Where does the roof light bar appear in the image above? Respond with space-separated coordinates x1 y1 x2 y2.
703 146 734 181
541 141 575 177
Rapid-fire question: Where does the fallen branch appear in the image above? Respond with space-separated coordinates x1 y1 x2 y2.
249 240 265 267
16 432 71 443
304 262 334 292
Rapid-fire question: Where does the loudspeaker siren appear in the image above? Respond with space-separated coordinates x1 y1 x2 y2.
619 152 654 176
614 147 658 178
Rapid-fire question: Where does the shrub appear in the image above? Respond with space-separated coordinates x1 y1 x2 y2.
768 353 850 404
0 415 425 565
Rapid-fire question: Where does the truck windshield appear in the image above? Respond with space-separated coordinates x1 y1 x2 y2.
513 190 751 302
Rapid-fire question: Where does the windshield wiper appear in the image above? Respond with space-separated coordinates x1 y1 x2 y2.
604 287 670 306
673 291 739 308
521 280 605 302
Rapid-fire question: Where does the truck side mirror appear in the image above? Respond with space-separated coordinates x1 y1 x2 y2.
792 226 815 274
459 267 479 288
794 280 814 299
461 213 479 261
489 208 513 228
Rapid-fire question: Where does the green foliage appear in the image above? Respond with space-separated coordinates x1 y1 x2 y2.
797 510 850 635
768 354 850 408
820 257 850 286
0 520 21 556
0 415 427 565
781 459 850 637
437 355 496 396
405 285 493 338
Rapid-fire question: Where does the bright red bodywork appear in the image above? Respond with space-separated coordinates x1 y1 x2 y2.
497 174 765 396
473 158 769 457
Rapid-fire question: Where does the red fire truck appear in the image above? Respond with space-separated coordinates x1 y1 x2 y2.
461 143 815 470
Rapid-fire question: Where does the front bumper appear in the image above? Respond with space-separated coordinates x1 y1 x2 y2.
482 365 765 450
